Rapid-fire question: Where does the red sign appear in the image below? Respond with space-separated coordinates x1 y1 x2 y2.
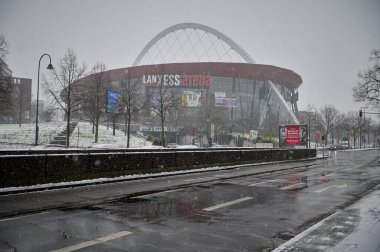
286 125 300 145
279 125 308 148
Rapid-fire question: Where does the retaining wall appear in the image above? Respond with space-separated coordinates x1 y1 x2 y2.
0 149 316 187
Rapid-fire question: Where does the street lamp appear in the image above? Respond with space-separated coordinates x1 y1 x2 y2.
359 106 368 149
35 53 54 146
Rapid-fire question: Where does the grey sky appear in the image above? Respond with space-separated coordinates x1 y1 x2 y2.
1 0 379 113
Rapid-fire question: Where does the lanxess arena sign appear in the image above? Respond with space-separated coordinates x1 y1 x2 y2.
143 74 212 88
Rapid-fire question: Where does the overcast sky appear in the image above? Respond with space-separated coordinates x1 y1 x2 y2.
1 0 379 114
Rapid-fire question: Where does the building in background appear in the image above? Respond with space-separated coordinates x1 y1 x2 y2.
0 59 32 124
69 23 303 146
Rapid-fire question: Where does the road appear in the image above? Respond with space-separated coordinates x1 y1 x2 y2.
0 149 379 251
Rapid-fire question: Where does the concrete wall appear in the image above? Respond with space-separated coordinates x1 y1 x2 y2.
0 149 316 187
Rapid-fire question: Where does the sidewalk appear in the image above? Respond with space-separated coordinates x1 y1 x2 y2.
273 187 380 252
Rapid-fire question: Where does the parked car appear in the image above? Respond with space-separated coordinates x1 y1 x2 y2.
328 145 337 151
317 145 329 151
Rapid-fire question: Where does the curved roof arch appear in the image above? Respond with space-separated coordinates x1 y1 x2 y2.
132 23 256 66
78 62 302 90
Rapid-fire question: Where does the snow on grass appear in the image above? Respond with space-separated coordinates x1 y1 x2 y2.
73 122 150 148
0 121 150 149
0 122 65 148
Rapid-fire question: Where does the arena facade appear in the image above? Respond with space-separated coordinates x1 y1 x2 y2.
73 23 303 146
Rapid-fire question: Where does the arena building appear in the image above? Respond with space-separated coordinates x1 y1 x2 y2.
73 23 303 146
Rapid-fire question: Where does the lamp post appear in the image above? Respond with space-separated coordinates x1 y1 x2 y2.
360 106 368 149
35 53 54 146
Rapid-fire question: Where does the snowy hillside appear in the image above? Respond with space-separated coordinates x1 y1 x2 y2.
0 121 150 149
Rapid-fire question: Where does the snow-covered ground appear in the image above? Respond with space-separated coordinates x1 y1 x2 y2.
72 122 150 148
0 122 65 149
0 121 151 149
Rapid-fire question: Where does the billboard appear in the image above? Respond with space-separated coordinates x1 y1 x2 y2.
279 124 308 148
149 89 173 109
214 92 237 108
106 90 123 113
182 90 203 107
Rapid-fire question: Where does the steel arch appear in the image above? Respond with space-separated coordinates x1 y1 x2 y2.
132 23 256 66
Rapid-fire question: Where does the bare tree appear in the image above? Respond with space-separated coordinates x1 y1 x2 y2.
149 83 179 147
197 92 229 146
42 48 86 147
345 111 360 148
80 62 108 143
317 105 339 145
0 34 13 119
332 112 346 144
304 104 317 146
0 35 8 61
353 49 380 110
120 71 146 148
40 97 59 122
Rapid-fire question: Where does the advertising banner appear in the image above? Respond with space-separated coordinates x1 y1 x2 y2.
149 90 173 109
279 124 308 148
182 90 203 107
106 90 123 113
249 130 258 141
215 98 237 108
214 91 237 108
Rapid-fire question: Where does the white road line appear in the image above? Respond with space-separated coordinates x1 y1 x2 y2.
248 179 280 186
280 182 306 190
203 197 253 211
314 184 347 193
0 211 50 222
324 173 334 177
50 231 132 252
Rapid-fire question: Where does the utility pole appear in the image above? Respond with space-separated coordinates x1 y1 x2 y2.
359 109 362 149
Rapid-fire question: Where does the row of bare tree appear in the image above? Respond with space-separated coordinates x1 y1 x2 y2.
303 104 380 148
41 48 182 147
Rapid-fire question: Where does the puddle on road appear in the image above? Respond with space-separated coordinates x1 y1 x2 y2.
85 183 284 224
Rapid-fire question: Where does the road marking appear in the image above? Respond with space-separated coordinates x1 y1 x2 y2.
248 179 280 186
314 184 347 193
0 211 50 223
324 173 334 177
50 231 132 252
280 182 306 190
203 197 253 211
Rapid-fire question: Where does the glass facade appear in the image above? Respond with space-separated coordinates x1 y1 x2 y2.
119 75 298 136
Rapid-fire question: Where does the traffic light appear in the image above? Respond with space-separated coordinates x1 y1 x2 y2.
359 109 363 117
321 135 325 141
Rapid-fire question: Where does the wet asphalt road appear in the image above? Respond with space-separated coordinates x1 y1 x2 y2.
0 149 379 252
